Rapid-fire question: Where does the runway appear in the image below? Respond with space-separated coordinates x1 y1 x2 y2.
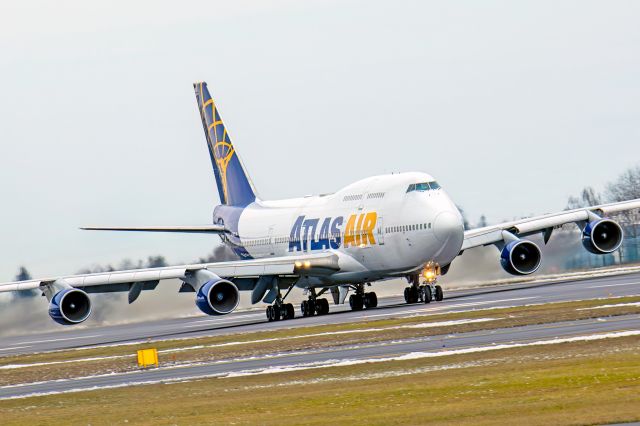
1 271 639 399
1 313 639 400
2 271 640 358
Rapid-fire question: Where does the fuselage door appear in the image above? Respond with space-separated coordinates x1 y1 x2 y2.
377 216 385 245
268 226 275 256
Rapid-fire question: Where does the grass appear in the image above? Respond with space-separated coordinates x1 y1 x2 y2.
0 335 639 425
1 296 640 387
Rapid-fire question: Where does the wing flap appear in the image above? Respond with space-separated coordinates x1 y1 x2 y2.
0 253 337 294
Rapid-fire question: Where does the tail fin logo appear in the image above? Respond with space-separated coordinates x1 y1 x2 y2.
201 95 234 204
195 82 256 207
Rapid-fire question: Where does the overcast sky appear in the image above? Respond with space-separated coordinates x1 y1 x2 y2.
1 0 639 280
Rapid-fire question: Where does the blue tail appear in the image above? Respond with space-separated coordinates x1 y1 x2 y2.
194 82 257 207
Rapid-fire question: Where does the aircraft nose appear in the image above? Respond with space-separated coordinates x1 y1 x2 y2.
433 210 463 243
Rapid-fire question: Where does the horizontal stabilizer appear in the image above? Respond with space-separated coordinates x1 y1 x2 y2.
80 225 227 234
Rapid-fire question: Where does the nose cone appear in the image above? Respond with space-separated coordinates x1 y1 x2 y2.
434 211 463 243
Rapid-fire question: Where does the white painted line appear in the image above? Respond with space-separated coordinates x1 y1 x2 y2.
0 346 31 352
18 335 102 345
588 281 640 289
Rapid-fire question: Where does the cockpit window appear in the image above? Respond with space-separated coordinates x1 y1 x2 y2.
406 181 441 193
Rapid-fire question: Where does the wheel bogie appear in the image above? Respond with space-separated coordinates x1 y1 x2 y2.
267 303 295 321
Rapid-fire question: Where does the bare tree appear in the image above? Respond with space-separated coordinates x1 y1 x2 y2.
477 214 488 228
12 266 38 299
197 245 239 263
606 165 640 238
147 256 168 268
606 165 640 202
566 187 602 210
456 205 471 230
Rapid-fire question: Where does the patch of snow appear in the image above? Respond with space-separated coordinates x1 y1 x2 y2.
576 302 640 311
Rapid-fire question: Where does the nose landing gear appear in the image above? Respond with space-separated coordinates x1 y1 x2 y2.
404 264 444 304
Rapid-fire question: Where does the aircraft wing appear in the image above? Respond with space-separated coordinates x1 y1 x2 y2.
462 198 640 250
80 225 227 234
0 252 340 294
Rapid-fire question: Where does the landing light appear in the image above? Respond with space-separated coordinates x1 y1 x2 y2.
295 261 302 268
421 262 440 283
303 261 311 268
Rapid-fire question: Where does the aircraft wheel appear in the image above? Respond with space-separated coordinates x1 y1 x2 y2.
274 305 282 321
266 305 274 321
406 286 419 304
301 300 309 317
364 292 378 309
424 286 432 304
349 294 364 311
285 303 295 319
435 285 444 302
316 298 330 315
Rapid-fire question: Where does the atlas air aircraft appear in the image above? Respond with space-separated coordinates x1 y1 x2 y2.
2 82 640 324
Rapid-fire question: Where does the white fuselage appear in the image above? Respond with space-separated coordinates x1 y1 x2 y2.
227 172 464 287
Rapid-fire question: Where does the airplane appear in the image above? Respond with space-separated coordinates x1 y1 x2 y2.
2 81 639 325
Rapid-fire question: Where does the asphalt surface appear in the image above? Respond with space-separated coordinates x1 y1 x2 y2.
1 271 640 358
0 272 639 399
1 313 639 399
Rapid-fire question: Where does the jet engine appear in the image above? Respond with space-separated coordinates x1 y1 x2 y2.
582 218 623 254
48 288 92 325
500 240 542 276
195 278 240 315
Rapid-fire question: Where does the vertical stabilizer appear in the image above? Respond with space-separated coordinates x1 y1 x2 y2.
194 82 257 207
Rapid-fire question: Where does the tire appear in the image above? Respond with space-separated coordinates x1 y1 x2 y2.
266 306 274 321
301 300 308 317
367 292 378 308
307 300 316 316
284 303 296 319
350 294 364 311
409 286 419 304
403 287 410 303
424 286 432 304
316 298 329 315
273 305 282 321
435 285 444 302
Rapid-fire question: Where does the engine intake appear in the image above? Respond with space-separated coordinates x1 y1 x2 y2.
48 288 92 325
500 240 542 275
195 278 240 315
582 219 623 254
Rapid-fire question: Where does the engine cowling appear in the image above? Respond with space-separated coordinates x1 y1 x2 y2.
582 219 623 254
500 240 542 275
48 288 92 325
195 278 240 315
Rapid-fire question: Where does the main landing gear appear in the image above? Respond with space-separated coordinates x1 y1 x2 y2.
301 288 330 317
266 284 296 322
348 283 378 311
